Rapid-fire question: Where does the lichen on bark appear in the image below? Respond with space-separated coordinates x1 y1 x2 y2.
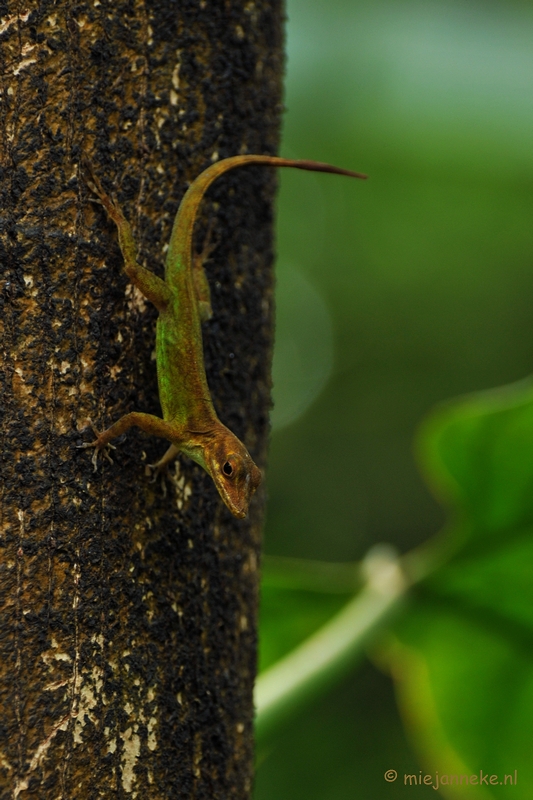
0 1 283 797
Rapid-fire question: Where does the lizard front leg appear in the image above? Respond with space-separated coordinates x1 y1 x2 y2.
78 412 177 471
145 443 180 485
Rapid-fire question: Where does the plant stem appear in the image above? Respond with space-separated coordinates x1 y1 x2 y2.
255 545 409 743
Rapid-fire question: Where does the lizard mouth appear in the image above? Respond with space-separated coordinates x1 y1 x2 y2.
219 486 248 519
231 505 247 520
214 472 253 519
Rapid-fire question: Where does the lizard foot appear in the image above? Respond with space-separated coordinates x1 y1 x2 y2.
144 444 179 496
77 419 116 471
81 158 122 219
145 461 173 497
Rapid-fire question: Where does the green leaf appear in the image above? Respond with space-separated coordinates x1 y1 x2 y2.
385 378 533 799
418 377 533 542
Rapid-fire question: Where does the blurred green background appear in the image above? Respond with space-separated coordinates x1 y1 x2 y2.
255 0 533 797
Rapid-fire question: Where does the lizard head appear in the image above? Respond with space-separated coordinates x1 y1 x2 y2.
202 428 262 518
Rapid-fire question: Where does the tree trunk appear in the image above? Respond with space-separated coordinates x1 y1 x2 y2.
0 2 283 797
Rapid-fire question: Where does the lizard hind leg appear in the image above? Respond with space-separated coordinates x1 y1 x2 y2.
82 159 172 312
192 216 219 322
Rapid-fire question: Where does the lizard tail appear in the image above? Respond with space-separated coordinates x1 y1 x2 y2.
166 155 367 268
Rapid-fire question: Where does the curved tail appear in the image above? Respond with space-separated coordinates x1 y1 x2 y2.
166 155 367 270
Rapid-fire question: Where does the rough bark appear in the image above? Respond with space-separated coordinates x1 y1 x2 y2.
0 1 283 797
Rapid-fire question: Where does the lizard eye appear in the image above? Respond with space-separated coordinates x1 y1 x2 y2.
223 461 233 476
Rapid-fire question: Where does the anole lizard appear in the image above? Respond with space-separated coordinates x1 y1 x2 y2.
80 156 366 518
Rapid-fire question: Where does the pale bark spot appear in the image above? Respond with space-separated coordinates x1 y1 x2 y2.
147 715 158 751
121 726 141 793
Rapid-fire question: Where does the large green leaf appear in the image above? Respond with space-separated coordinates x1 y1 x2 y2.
419 377 533 541
256 379 533 788
385 378 533 799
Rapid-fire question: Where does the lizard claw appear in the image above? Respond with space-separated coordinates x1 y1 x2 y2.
145 461 169 497
77 419 116 471
144 444 178 495
81 158 121 217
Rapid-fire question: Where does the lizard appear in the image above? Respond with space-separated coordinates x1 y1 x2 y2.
79 155 367 518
